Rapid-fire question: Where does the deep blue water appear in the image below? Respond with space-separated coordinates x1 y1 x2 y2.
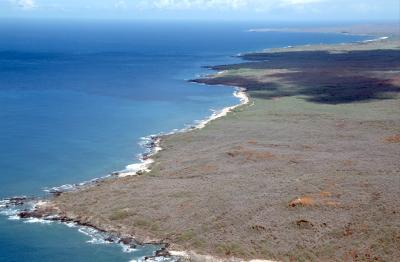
0 20 370 261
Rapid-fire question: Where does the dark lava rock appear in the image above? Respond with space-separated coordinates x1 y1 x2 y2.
119 237 135 246
49 191 63 196
136 170 145 176
111 172 120 176
145 247 171 260
57 216 73 223
18 211 31 219
18 210 43 219
104 237 114 243
7 197 28 206
296 219 314 229
155 247 170 257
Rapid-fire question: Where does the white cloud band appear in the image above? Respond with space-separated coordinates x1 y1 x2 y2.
139 0 326 10
9 0 37 10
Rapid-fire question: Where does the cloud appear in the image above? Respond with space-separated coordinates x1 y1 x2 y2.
9 0 37 10
115 0 127 9
150 0 247 10
146 0 326 10
281 0 325 5
5 0 327 13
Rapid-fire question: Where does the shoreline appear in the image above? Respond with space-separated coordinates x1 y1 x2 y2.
2 27 384 198
0 86 250 260
41 87 249 192
1 28 399 261
0 196 169 259
121 86 249 177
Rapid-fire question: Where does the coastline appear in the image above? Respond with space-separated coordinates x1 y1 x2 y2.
41 87 249 192
0 26 381 197
121 87 250 177
0 85 251 260
2 28 400 261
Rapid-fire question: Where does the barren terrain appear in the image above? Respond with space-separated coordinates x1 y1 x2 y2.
50 38 400 261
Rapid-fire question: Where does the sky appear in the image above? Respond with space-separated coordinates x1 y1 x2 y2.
0 0 399 21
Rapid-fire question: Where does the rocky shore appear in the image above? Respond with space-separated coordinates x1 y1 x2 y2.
0 196 173 261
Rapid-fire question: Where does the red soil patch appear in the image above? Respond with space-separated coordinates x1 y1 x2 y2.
290 191 341 208
384 134 400 143
289 196 315 207
247 140 258 145
343 160 355 167
320 191 332 197
227 148 276 161
324 200 341 207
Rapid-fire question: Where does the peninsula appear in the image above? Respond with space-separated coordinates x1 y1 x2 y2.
22 29 400 261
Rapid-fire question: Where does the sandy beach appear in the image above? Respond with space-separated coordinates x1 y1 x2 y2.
17 29 400 261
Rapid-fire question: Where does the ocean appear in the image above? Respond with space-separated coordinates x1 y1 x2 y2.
0 20 370 261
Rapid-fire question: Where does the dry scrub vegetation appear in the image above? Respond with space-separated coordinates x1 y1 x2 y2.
54 40 400 261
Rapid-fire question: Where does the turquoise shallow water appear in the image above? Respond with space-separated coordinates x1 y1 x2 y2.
0 20 370 261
